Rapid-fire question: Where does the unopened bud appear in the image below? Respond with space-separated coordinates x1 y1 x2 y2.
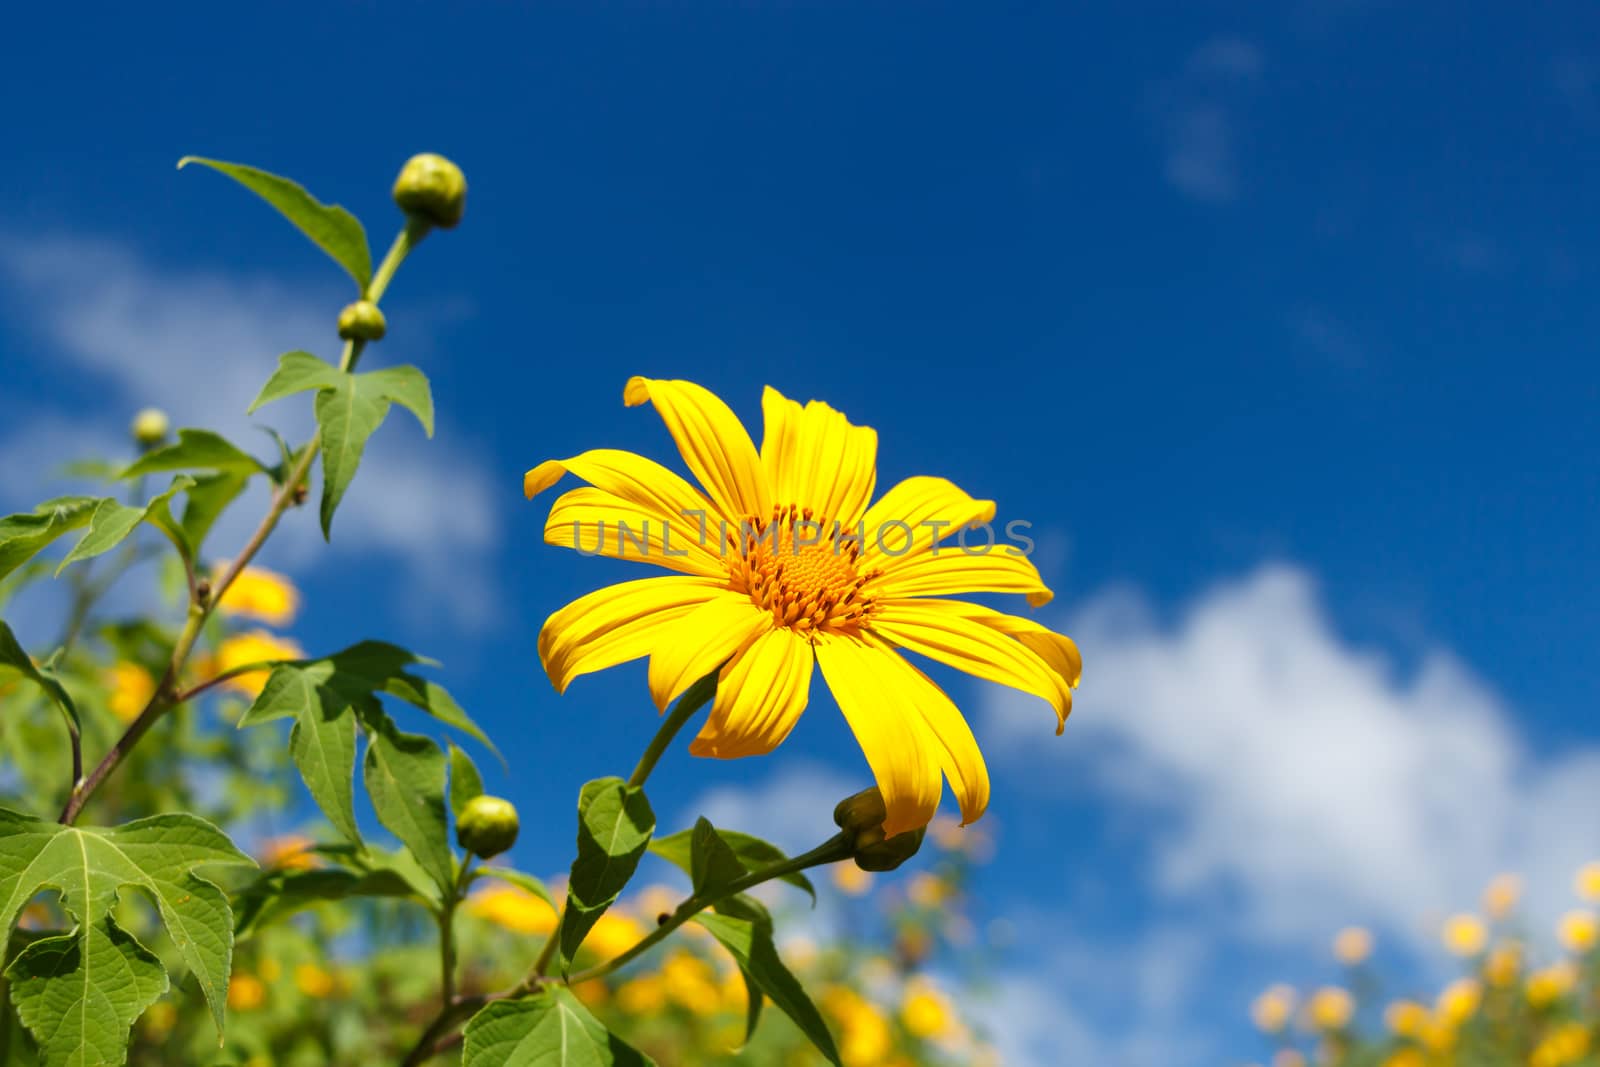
337 300 387 342
130 408 171 449
833 787 888 838
456 794 519 858
832 786 925 872
393 153 466 229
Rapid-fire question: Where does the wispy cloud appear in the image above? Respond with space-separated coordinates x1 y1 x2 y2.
1155 37 1263 204
0 233 501 629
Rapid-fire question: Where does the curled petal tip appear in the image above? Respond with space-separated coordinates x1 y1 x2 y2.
622 375 651 407
1027 589 1054 608
524 460 565 499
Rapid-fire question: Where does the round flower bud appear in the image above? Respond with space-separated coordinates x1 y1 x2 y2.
130 407 171 449
456 795 519 858
852 824 926 872
833 787 888 838
392 153 467 228
337 300 387 342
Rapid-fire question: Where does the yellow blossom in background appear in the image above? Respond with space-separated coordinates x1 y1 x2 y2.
1526 961 1577 1008
1482 872 1522 919
1332 926 1373 965
1435 977 1481 1027
228 973 266 1012
463 884 557 935
214 564 300 626
207 631 305 697
1574 860 1600 902
1531 1021 1591 1067
139 1000 177 1041
660 951 721 1015
634 883 678 921
294 962 336 998
616 975 667 1015
906 872 949 909
1441 912 1487 957
104 661 156 723
586 911 648 961
1305 986 1354 1031
1251 984 1296 1033
1558 909 1598 954
259 958 282 983
1484 940 1522 987
822 986 893 1067
259 834 319 871
526 377 1081 835
900 978 955 1041
1384 999 1429 1037
1382 1049 1427 1067
833 863 872 897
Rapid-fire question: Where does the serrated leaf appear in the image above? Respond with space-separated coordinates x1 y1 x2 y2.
558 778 654 969
650 825 814 903
472 867 556 913
55 477 195 576
238 666 361 846
248 350 344 414
448 742 484 822
0 498 99 582
120 429 265 480
360 365 434 437
0 621 79 742
178 157 372 289
0 807 255 1062
694 910 840 1066
361 709 454 896
463 988 655 1067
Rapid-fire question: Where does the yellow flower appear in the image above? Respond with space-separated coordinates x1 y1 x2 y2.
463 884 557 935
1482 872 1522 919
822 986 894 1067
140 1000 177 1040
585 911 648 961
906 872 950 909
526 378 1080 835
1559 909 1599 953
105 661 156 723
660 951 721 1015
1381 1050 1426 1067
1332 926 1373 965
833 863 873 896
258 834 319 871
207 631 306 697
1384 999 1428 1037
616 975 667 1015
294 962 336 998
1434 977 1481 1027
214 564 300 626
1484 940 1522 987
1250 984 1296 1033
1527 961 1577 1008
1576 861 1600 903
1441 912 1487 957
227 973 266 1011
900 978 955 1040
1305 986 1354 1031
1531 1021 1591 1067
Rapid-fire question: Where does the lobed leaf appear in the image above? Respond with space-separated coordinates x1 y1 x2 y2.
462 988 655 1067
313 368 437 538
55 476 195 576
248 350 344 414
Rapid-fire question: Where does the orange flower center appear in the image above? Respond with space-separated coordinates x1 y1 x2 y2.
734 505 876 632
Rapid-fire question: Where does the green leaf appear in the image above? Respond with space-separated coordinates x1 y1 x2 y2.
472 867 556 913
694 910 841 1066
55 477 195 576
248 350 343 414
232 864 424 935
238 666 361 845
0 622 79 742
179 471 250 552
448 742 484 822
650 825 814 903
178 157 372 289
558 778 654 969
313 368 437 538
323 641 496 756
462 988 655 1067
0 807 255 1063
0 498 99 582
120 429 266 480
361 709 454 896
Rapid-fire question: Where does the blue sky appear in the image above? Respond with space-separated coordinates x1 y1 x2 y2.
4 3 1600 1062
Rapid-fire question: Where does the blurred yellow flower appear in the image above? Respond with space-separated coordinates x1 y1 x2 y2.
1440 912 1487 957
1526 961 1577 1008
660 951 721 1015
258 834 319 871
1250 984 1296 1033
1332 926 1373 965
207 631 305 697
259 957 282 983
900 978 955 1040
634 883 679 922
1483 940 1522 987
616 975 667 1014
294 962 336 998
1305 986 1354 1031
526 377 1081 835
228 973 266 1011
1558 909 1599 954
1434 977 1481 1027
214 564 300 626
586 911 648 961
822 986 894 1067
463 884 557 935
833 863 872 897
1381 1050 1427 1067
104 661 156 723
1482 872 1522 919
1574 860 1600 903
139 1000 177 1040
906 872 950 909
1384 999 1429 1037
1531 1021 1591 1067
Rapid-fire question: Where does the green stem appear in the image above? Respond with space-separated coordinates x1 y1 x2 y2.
627 671 718 789
367 218 430 304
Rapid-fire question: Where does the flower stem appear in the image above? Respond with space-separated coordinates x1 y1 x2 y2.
627 670 718 789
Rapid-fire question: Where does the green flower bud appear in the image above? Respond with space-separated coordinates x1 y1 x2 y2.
393 153 467 228
456 794 519 858
851 824 926 873
337 300 387 342
832 787 888 838
130 407 171 449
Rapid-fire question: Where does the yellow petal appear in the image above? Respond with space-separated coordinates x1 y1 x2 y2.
860 477 996 569
540 576 727 692
961 606 1082 690
646 592 772 711
524 448 718 531
814 633 943 837
689 627 813 758
623 377 770 524
867 547 1053 607
546 486 728 578
867 599 1073 733
760 386 879 527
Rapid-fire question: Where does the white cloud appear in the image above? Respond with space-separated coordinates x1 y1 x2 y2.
1156 38 1262 203
987 565 1600 954
0 233 501 628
